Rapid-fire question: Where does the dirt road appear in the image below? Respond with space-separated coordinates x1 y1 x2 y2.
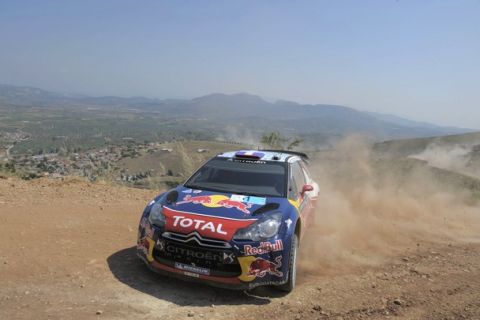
1 177 479 320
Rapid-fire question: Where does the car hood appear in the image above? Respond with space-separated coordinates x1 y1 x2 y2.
160 186 290 241
164 186 289 218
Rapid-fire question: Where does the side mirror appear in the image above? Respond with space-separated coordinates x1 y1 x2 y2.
301 184 314 195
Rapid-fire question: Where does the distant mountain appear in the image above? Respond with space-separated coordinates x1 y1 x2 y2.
0 84 75 106
0 84 473 143
367 112 470 135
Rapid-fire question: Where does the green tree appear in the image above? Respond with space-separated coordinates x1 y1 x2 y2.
261 132 284 149
261 132 303 150
286 137 302 150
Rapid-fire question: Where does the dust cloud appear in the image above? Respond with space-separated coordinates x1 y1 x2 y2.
299 136 480 276
215 126 259 147
410 142 480 179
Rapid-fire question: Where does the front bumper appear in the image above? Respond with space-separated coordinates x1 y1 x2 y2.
137 221 289 290
138 253 249 290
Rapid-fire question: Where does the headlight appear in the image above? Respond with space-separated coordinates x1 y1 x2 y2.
148 202 166 226
233 213 282 241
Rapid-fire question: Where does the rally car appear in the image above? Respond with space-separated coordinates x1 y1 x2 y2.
137 150 318 292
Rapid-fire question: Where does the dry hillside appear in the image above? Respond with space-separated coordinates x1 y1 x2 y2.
1 139 480 320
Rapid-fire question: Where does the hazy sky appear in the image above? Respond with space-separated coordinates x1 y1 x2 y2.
1 1 479 128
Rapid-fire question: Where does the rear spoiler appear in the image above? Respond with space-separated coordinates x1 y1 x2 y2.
259 149 309 160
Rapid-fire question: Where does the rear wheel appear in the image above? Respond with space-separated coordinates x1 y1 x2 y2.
276 233 298 292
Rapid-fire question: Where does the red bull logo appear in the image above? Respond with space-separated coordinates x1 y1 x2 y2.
216 198 252 214
177 195 213 205
247 256 283 278
244 239 284 255
137 236 155 262
177 195 252 214
144 223 154 238
137 237 149 252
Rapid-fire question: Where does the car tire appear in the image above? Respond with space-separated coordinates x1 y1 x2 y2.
276 233 298 292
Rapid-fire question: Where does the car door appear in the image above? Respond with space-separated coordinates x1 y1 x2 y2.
299 160 319 200
288 160 314 237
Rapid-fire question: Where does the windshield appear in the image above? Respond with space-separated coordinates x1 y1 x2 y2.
184 157 287 197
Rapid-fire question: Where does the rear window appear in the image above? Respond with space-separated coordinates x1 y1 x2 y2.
184 157 287 197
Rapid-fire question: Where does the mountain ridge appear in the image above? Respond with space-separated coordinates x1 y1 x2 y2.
0 84 474 142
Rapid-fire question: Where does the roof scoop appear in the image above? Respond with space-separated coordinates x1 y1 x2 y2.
165 190 178 204
252 203 280 215
234 151 265 160
260 149 309 160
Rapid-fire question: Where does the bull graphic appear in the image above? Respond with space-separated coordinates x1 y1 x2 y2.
216 199 252 214
177 195 213 205
177 195 252 214
247 256 283 278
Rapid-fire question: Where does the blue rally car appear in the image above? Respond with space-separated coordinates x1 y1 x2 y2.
137 150 318 292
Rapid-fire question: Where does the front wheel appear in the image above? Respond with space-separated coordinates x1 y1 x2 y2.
275 233 298 292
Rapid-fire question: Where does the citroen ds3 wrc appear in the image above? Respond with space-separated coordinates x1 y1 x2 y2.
136 150 318 292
